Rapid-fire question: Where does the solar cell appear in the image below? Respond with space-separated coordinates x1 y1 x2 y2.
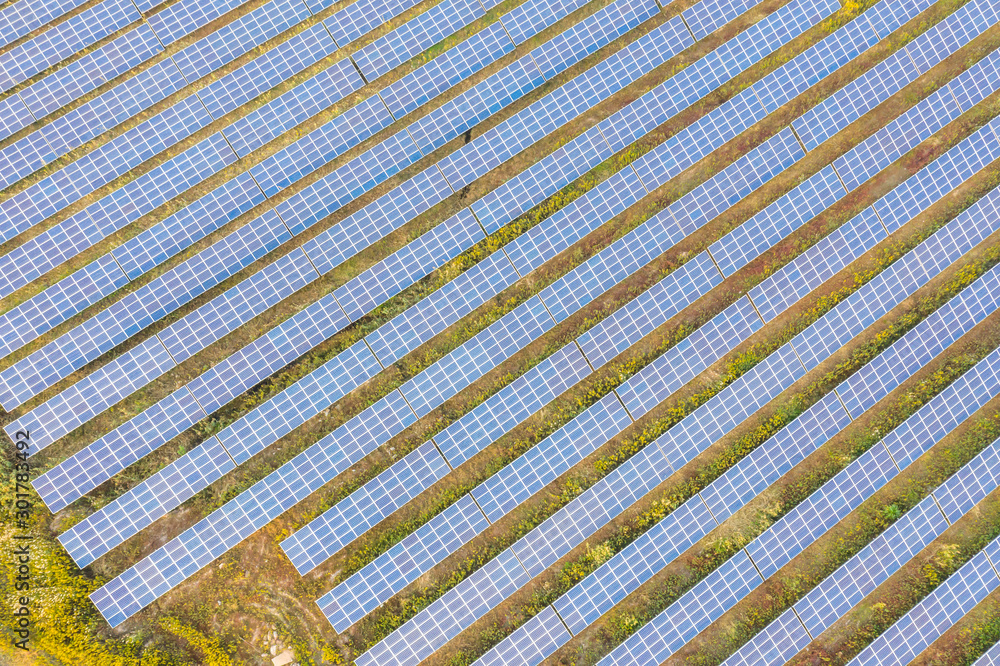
850 538 1000 666
0 0 139 94
976 640 1000 666
18 23 161 119
949 49 1000 112
322 0 421 47
147 0 252 47
684 0 764 40
171 0 309 84
281 441 450 574
353 0 485 82
719 608 811 666
934 437 1000 523
197 23 337 119
379 21 515 119
498 0 589 45
222 58 364 157
317 495 488 632
0 94 34 143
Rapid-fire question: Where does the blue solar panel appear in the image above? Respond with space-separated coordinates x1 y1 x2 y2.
978 642 1000 666
498 0 589 45
599 0 839 153
866 0 934 37
555 497 715 634
399 296 555 419
473 606 570 666
0 211 289 416
18 23 161 119
598 552 762 666
364 249 519 366
934 436 1000 523
172 0 309 84
434 343 591 466
0 0 90 50
577 252 725 370
197 24 337 120
405 54 544 156
274 129 422 235
251 95 394 197
792 0 998 150
90 384 414 625
529 0 658 81
749 208 887 323
322 0 421 47
353 0 485 82
317 494 488 632
792 183 1000 373
0 255 129 364
872 121 1000 232
301 165 454 276
222 58 364 158
282 441 450 574
379 21 515 119
147 0 252 47
720 607 812 666
616 296 763 419
0 133 238 299
60 341 381 569
949 49 1000 112
0 94 34 143
0 0 139 94
851 538 1000 666
333 209 485 322
356 548 531 666
0 93 213 249
0 60 188 193
654 345 806 471
708 166 847 278
471 391 631 523
684 0 764 40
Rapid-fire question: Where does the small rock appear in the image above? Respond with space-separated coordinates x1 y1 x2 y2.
270 645 278 656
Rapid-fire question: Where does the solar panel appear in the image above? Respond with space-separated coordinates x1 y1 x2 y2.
597 552 763 666
0 94 34 143
60 341 381 568
0 132 238 300
949 49 1000 112
498 0 589 45
317 494 488 632
684 0 764 41
355 549 531 666
222 58 364 157
0 0 139 94
616 296 764 419
0 211 289 417
281 441 450 574
0 93 214 249
555 497 715 635
399 296 556 419
976 640 1000 665
353 0 485 82
791 184 1000 373
433 343 592 466
197 23 337 120
719 608 811 666
471 391 631 523
363 250 517 365
146 0 252 47
18 23 161 119
332 209 485 322
379 21 515 119
934 436 1000 523
850 538 1000 666
473 606 570 666
0 60 188 192
0 0 90 50
171 0 309 84
250 95 395 197
708 166 847 278
320 0 422 45
576 252 725 370
866 0 934 37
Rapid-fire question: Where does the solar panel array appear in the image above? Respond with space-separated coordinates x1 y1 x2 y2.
4 0 1000 662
